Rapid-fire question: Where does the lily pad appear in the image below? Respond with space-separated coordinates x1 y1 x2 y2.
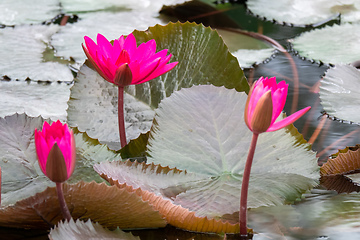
0 0 60 26
0 181 166 229
51 11 162 62
67 22 248 150
96 85 318 222
319 64 360 123
0 81 71 121
0 113 122 206
247 0 359 26
291 24 360 65
49 219 140 240
59 0 187 15
0 24 74 82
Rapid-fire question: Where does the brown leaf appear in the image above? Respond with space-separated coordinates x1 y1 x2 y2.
320 145 360 176
0 181 166 229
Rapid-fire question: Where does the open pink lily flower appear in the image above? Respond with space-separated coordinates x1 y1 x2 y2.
244 76 311 134
82 33 178 87
35 121 76 183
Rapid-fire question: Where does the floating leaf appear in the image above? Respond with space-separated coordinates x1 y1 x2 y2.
319 64 360 123
95 85 318 223
60 0 186 15
0 0 60 26
0 81 71 121
0 181 166 229
49 219 140 240
321 145 360 176
67 22 248 150
291 24 360 65
0 113 121 206
247 0 357 26
95 161 241 234
51 11 162 62
0 25 73 82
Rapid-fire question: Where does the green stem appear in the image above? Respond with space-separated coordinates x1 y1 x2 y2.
56 182 71 221
239 132 259 237
118 86 127 148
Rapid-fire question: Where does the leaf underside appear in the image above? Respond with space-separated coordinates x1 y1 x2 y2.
321 145 360 176
95 160 241 234
0 181 166 229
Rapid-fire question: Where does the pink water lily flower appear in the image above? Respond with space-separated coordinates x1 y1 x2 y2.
82 33 178 87
35 121 76 183
244 76 311 134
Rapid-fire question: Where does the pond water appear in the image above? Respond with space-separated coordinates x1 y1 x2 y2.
2 1 360 240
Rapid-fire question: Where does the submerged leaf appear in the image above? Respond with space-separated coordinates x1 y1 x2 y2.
291 24 360 65
216 29 276 69
49 219 140 240
67 22 248 150
0 181 166 229
320 64 360 123
0 114 122 206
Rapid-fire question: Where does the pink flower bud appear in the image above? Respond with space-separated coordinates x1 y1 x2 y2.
34 121 76 183
245 77 311 134
82 33 178 86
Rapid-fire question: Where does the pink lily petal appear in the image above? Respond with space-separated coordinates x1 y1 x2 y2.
123 33 137 57
97 34 113 59
136 39 156 60
270 85 287 124
133 57 161 84
267 106 311 132
139 61 178 84
83 36 98 59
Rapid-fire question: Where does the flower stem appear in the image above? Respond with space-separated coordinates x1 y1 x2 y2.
56 182 71 221
118 86 127 148
239 132 259 236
